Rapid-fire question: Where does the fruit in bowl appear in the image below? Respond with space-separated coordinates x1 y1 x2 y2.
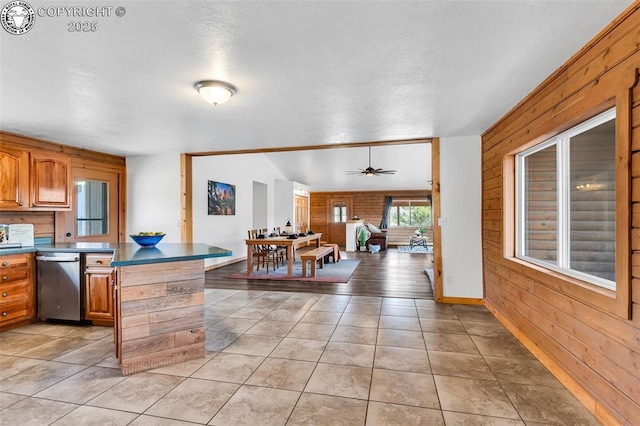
130 232 166 247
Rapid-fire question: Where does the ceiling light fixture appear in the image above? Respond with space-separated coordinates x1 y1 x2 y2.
194 80 237 106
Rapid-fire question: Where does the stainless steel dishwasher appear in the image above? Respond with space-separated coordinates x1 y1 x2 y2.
36 252 82 321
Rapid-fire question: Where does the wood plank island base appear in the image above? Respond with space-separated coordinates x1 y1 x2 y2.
110 243 232 375
118 260 206 375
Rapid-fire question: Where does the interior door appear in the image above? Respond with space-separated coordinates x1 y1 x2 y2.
56 168 120 243
295 195 309 233
327 196 352 246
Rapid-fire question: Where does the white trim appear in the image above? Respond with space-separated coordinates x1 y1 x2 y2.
558 139 569 269
519 255 616 291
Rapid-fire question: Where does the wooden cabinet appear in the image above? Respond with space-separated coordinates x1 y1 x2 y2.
0 147 29 209
0 253 35 331
30 152 71 209
0 147 71 211
84 253 115 326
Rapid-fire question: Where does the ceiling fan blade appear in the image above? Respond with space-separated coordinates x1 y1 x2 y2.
375 170 396 174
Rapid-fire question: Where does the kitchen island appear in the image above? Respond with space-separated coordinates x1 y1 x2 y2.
1 243 232 375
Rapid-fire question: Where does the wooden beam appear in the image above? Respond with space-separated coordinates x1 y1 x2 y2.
180 153 193 243
188 137 433 157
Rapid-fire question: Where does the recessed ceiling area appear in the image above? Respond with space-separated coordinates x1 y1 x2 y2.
0 1 632 158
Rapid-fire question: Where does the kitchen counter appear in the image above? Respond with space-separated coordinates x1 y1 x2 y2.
2 241 232 375
0 243 232 266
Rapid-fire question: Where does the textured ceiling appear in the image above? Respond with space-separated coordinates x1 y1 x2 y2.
0 0 631 189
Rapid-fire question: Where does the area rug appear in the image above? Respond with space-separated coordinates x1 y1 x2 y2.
397 245 434 254
227 259 360 283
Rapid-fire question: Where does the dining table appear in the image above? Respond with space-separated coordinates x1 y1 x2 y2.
245 233 322 277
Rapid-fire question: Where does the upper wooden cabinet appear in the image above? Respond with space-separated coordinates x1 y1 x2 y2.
0 147 71 210
0 147 29 209
30 152 71 209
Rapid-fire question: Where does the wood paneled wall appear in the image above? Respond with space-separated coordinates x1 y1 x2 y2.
0 211 55 239
310 190 430 244
481 4 639 424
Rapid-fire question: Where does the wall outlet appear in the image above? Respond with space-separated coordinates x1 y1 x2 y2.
446 275 453 285
438 217 448 226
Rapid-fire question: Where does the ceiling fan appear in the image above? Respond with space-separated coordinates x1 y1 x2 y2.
345 146 397 177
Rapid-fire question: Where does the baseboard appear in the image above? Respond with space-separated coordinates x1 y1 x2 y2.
440 296 484 305
204 257 245 271
484 300 620 426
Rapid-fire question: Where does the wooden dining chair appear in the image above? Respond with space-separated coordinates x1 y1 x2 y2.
248 229 279 272
271 227 287 263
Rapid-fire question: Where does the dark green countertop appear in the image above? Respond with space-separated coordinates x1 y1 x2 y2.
0 243 232 266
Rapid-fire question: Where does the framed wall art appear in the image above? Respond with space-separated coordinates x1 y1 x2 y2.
208 180 236 215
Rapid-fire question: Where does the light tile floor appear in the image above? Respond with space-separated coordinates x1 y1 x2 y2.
0 289 601 425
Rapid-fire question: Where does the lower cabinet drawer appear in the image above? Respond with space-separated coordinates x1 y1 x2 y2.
0 266 28 283
85 254 113 268
0 280 29 303
0 298 28 323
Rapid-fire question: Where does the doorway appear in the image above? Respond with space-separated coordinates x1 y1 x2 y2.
295 195 309 233
252 181 268 230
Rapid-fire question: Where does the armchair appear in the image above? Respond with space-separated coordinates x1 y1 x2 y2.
367 229 388 251
356 223 388 251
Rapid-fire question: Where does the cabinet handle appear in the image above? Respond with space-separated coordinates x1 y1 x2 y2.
18 202 23 206
2 276 7 281
2 293 7 297
32 203 36 207
96 260 103 264
1 312 7 317
1 262 7 267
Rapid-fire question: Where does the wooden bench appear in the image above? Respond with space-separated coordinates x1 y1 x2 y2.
300 246 334 277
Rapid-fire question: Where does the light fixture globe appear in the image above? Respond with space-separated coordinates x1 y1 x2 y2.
194 80 237 106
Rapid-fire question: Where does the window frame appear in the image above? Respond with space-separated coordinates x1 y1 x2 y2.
389 199 432 228
515 107 617 291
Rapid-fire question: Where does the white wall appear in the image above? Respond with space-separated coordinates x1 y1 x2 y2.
439 136 484 298
274 181 294 231
126 153 182 242
252 181 268 230
192 154 289 268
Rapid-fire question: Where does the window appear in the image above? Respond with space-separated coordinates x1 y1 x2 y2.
76 178 109 237
389 199 432 227
515 108 616 290
333 204 347 223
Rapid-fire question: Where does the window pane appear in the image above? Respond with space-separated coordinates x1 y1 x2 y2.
523 144 557 264
569 119 616 281
76 179 108 237
398 206 410 226
410 204 431 226
333 206 341 223
390 207 398 226
333 204 347 223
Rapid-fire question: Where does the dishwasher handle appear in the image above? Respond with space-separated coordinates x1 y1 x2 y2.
36 255 80 262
